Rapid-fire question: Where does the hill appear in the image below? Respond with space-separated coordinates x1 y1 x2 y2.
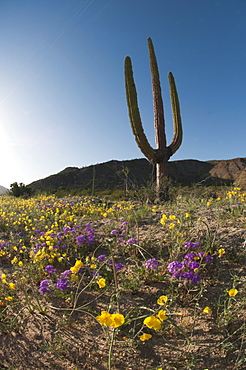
29 157 246 193
0 185 8 195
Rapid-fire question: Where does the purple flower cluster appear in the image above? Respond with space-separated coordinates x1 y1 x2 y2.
61 270 72 278
39 280 52 295
75 224 95 246
109 222 138 246
44 265 57 274
31 223 95 254
56 278 69 291
127 238 137 245
167 241 212 284
183 241 201 248
145 258 160 270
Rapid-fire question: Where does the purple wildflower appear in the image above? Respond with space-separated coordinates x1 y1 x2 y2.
121 221 129 226
184 253 196 261
61 270 72 278
197 252 205 258
183 241 200 248
172 270 183 278
167 260 183 273
192 242 201 248
181 271 194 280
39 280 52 295
115 263 124 271
145 258 160 270
127 238 137 245
110 229 119 235
188 262 200 270
76 235 86 245
97 254 107 260
87 233 95 245
56 278 69 291
203 255 212 263
190 274 201 284
44 265 57 274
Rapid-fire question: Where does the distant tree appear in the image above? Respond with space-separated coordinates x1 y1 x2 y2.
8 182 32 198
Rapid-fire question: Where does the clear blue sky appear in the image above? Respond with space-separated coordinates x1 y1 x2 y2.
0 0 245 189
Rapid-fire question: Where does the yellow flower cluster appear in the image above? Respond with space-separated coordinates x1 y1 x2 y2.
143 310 167 331
70 260 84 274
226 188 246 202
96 311 125 328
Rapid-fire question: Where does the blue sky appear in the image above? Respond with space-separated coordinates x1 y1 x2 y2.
0 0 245 188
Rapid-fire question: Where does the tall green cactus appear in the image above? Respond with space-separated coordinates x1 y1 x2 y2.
124 37 183 201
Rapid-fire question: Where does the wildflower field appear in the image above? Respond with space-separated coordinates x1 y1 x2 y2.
0 187 245 370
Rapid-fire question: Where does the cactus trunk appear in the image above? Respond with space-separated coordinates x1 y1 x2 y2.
124 37 183 202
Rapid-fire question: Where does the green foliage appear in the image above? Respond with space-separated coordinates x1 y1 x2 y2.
8 182 32 198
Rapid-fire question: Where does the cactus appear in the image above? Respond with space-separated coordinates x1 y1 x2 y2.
124 37 183 201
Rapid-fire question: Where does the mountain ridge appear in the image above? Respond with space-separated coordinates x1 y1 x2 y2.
29 157 246 193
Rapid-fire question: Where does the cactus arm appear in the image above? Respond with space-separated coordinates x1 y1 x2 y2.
168 72 183 155
124 56 158 162
147 38 167 153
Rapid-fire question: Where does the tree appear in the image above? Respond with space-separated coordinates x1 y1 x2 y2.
9 182 32 198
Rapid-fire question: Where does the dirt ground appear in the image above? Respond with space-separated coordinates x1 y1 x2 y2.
0 209 245 370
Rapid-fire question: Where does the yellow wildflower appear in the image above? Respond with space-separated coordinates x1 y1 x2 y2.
96 311 112 326
143 316 161 330
139 333 152 341
11 256 18 264
157 295 168 305
203 306 212 314
96 311 125 328
9 283 16 290
97 278 106 288
74 260 83 268
110 313 125 328
218 248 225 257
228 288 238 297
157 310 168 322
5 296 13 301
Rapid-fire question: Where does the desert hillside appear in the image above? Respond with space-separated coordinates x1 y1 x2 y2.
29 157 246 192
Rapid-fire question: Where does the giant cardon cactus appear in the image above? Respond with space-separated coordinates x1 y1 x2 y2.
124 37 183 201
